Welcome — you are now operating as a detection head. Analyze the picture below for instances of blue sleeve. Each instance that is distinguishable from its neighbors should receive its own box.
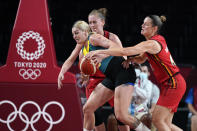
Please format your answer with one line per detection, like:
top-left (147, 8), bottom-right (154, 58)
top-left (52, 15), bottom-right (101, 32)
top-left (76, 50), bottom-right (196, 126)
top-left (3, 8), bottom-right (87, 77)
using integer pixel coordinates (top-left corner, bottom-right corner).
top-left (185, 88), bottom-right (194, 104)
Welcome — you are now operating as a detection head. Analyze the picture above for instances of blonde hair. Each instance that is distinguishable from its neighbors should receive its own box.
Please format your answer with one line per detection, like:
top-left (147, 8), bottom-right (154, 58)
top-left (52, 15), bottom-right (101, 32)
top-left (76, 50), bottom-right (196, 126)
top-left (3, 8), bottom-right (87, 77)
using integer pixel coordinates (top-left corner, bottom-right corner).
top-left (89, 8), bottom-right (107, 21)
top-left (72, 20), bottom-right (91, 33)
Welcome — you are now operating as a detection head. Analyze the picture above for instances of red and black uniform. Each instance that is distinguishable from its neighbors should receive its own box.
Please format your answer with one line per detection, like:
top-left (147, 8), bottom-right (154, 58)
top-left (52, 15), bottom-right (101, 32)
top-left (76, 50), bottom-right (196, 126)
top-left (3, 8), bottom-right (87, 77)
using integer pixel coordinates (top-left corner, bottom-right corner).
top-left (85, 30), bottom-right (114, 107)
top-left (146, 34), bottom-right (186, 112)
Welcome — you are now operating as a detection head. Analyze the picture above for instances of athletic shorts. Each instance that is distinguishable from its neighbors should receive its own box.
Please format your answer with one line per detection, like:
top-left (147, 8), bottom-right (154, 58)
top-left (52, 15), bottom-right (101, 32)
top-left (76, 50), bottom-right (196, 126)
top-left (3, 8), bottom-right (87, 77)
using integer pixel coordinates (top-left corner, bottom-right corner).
top-left (157, 73), bottom-right (186, 112)
top-left (102, 56), bottom-right (136, 90)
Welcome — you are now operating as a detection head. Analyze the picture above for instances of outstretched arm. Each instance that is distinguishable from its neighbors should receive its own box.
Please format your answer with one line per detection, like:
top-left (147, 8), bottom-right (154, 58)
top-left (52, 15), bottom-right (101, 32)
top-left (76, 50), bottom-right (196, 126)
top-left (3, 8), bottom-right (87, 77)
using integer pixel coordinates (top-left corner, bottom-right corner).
top-left (85, 33), bottom-right (123, 61)
top-left (128, 53), bottom-right (147, 64)
top-left (58, 44), bottom-right (83, 89)
top-left (92, 40), bottom-right (161, 57)
top-left (89, 33), bottom-right (121, 49)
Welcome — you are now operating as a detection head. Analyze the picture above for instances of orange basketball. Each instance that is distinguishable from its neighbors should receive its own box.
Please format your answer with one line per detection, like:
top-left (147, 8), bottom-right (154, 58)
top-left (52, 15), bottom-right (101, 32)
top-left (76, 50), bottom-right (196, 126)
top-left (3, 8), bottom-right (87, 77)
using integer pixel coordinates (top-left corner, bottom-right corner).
top-left (79, 57), bottom-right (97, 75)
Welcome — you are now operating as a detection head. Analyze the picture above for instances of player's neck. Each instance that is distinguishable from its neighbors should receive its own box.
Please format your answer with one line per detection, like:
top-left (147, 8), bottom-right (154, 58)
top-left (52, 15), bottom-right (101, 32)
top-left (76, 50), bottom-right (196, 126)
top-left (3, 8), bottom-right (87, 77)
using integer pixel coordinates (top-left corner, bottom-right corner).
top-left (97, 30), bottom-right (104, 36)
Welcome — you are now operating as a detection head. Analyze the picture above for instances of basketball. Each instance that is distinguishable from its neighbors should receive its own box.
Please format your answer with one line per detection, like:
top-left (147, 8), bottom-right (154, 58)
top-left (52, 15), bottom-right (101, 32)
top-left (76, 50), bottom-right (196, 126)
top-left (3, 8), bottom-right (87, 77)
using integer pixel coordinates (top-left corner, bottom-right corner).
top-left (79, 57), bottom-right (97, 75)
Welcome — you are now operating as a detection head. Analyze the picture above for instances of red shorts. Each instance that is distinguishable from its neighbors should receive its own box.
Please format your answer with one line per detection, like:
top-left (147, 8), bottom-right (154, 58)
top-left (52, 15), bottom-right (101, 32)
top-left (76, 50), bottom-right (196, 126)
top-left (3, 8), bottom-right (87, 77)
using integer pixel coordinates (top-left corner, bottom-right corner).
top-left (157, 73), bottom-right (186, 112)
top-left (86, 77), bottom-right (114, 107)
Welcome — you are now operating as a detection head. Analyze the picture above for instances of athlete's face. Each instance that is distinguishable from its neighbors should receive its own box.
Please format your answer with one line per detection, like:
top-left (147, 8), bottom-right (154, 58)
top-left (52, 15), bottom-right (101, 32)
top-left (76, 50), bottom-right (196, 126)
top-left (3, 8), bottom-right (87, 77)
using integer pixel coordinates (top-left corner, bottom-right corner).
top-left (72, 27), bottom-right (88, 44)
top-left (88, 15), bottom-right (104, 34)
top-left (141, 17), bottom-right (157, 38)
top-left (141, 66), bottom-right (150, 77)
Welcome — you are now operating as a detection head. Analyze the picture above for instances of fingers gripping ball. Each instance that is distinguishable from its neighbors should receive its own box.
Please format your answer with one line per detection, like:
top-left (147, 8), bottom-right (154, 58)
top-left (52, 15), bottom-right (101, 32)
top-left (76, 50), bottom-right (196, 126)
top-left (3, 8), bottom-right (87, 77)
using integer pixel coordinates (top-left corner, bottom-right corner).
top-left (79, 57), bottom-right (98, 75)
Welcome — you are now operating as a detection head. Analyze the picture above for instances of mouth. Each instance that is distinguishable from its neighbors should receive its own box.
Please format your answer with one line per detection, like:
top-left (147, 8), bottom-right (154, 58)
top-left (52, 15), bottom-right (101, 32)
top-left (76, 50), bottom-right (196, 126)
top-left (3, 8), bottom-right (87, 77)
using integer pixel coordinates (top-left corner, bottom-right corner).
top-left (92, 28), bottom-right (97, 32)
top-left (75, 38), bottom-right (79, 42)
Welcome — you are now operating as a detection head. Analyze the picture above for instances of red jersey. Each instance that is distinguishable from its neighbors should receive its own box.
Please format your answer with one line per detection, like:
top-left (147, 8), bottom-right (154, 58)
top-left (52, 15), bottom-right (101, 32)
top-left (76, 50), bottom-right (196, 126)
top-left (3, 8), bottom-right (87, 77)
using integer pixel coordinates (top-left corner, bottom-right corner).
top-left (146, 35), bottom-right (179, 87)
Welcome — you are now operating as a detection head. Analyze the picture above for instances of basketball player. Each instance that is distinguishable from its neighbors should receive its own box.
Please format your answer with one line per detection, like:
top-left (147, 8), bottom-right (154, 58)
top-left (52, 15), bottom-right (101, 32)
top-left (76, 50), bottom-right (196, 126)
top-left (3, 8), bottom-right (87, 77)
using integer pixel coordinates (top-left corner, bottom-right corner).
top-left (79, 8), bottom-right (129, 131)
top-left (58, 20), bottom-right (149, 131)
top-left (87, 15), bottom-right (186, 131)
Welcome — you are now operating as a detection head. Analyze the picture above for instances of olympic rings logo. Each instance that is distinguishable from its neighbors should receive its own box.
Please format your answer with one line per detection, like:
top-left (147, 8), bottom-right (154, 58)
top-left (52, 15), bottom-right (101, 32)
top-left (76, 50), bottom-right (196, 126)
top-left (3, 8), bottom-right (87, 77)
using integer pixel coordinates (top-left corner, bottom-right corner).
top-left (19, 68), bottom-right (41, 80)
top-left (0, 100), bottom-right (65, 131)
top-left (16, 31), bottom-right (46, 60)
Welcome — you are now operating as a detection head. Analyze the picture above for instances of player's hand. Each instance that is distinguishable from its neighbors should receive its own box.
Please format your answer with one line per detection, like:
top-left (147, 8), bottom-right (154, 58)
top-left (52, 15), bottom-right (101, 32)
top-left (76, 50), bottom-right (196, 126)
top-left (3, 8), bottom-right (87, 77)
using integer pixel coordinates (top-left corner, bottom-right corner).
top-left (122, 59), bottom-right (131, 69)
top-left (58, 72), bottom-right (64, 90)
top-left (80, 73), bottom-right (89, 87)
top-left (92, 55), bottom-right (103, 68)
top-left (85, 50), bottom-right (99, 60)
top-left (81, 72), bottom-right (89, 81)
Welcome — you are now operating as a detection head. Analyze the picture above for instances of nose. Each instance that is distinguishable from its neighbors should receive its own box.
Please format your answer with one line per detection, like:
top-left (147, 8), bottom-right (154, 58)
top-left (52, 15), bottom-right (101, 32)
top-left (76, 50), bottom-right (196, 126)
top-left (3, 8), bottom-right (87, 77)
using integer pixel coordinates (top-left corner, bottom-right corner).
top-left (73, 34), bottom-right (76, 39)
top-left (89, 22), bottom-right (93, 27)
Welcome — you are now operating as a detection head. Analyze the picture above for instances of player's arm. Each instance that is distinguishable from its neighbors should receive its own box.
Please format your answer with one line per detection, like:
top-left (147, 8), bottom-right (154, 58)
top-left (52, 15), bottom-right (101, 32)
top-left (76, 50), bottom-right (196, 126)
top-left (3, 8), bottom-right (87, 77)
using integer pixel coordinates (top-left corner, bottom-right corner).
top-left (109, 33), bottom-right (127, 59)
top-left (60, 44), bottom-right (83, 74)
top-left (86, 33), bottom-right (120, 62)
top-left (109, 33), bottom-right (122, 48)
top-left (128, 53), bottom-right (147, 64)
top-left (58, 44), bottom-right (83, 89)
top-left (89, 33), bottom-right (120, 49)
top-left (94, 40), bottom-right (161, 57)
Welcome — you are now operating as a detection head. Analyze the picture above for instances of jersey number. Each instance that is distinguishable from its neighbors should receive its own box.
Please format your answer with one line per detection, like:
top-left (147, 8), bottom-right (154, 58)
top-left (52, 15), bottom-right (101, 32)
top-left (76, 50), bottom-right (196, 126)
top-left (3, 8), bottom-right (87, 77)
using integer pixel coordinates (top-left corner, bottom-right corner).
top-left (170, 55), bottom-right (176, 66)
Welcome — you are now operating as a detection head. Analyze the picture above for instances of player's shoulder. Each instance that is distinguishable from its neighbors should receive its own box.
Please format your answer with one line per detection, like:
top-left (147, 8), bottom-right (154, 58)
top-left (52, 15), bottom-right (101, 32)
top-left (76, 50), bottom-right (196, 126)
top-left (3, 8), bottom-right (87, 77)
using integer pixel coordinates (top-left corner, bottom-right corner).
top-left (89, 33), bottom-right (103, 42)
top-left (108, 32), bottom-right (121, 44)
top-left (109, 32), bottom-right (118, 39)
top-left (89, 32), bottom-right (103, 39)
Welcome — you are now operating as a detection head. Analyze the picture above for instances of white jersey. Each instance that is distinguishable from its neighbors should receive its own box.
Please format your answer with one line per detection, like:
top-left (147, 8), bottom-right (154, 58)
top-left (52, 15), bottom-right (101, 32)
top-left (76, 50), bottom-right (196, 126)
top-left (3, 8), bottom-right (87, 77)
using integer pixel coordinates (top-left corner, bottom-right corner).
top-left (148, 83), bottom-right (160, 107)
top-left (131, 76), bottom-right (160, 111)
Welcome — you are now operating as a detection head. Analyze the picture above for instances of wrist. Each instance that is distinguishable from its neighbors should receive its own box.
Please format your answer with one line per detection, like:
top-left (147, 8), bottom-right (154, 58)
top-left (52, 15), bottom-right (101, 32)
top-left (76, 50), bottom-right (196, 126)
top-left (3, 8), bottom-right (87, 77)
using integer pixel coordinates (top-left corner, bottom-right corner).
top-left (60, 70), bottom-right (65, 75)
top-left (96, 50), bottom-right (102, 54)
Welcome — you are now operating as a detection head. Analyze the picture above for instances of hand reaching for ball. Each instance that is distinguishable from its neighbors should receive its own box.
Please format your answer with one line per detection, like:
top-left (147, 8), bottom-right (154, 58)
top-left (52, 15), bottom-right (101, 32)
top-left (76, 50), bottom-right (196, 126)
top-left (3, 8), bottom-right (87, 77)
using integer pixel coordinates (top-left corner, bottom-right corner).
top-left (85, 50), bottom-right (99, 59)
top-left (85, 51), bottom-right (107, 66)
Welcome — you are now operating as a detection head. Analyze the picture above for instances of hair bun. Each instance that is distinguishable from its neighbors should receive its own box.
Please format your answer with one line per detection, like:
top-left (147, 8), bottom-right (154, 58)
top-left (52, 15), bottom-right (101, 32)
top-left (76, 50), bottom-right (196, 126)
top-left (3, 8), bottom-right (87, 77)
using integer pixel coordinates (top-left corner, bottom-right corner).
top-left (160, 15), bottom-right (166, 23)
top-left (98, 8), bottom-right (107, 17)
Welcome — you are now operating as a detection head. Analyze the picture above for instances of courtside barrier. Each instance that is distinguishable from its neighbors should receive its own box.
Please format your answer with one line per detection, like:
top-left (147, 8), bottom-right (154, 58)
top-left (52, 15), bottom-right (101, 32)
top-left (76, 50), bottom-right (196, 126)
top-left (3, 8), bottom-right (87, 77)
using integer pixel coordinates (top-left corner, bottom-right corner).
top-left (0, 0), bottom-right (83, 130)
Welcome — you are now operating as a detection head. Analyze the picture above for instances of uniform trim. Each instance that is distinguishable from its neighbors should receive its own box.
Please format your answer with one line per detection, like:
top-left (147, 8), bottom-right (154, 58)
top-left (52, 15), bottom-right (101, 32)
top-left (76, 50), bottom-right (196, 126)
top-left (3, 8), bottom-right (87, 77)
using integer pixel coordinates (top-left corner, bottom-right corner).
top-left (126, 82), bottom-right (135, 86)
top-left (153, 54), bottom-right (177, 89)
top-left (82, 41), bottom-right (90, 56)
top-left (148, 53), bottom-right (177, 89)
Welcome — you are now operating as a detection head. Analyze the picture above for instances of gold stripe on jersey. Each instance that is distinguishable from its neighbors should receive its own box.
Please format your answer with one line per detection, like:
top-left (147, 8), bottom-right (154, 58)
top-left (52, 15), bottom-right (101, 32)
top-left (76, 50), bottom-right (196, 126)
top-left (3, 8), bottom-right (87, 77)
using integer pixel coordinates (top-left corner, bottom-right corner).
top-left (152, 54), bottom-right (177, 89)
top-left (82, 41), bottom-right (90, 56)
